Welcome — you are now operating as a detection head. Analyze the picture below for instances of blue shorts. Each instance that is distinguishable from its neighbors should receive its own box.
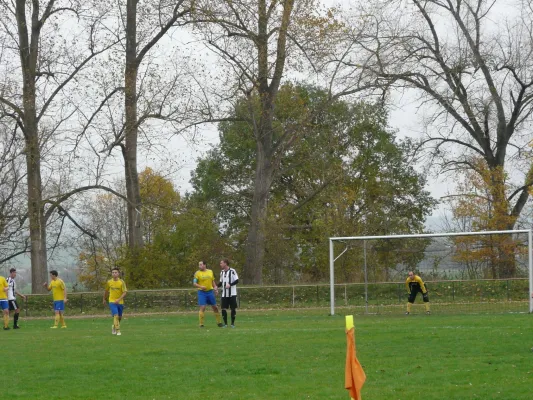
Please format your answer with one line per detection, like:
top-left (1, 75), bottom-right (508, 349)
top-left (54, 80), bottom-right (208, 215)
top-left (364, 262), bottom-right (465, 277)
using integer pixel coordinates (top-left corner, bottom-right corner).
top-left (109, 303), bottom-right (124, 317)
top-left (53, 301), bottom-right (65, 311)
top-left (198, 290), bottom-right (216, 306)
top-left (0, 300), bottom-right (8, 310)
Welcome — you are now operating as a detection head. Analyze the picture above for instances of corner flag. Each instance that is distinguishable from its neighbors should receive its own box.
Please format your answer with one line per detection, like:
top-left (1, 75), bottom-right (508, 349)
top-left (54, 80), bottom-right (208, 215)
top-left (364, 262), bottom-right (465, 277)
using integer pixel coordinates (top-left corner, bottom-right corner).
top-left (345, 315), bottom-right (366, 400)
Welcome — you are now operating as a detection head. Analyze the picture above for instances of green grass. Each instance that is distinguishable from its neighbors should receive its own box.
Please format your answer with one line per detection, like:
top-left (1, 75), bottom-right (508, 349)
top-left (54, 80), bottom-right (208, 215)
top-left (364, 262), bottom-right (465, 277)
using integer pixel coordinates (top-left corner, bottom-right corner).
top-left (4, 309), bottom-right (533, 399)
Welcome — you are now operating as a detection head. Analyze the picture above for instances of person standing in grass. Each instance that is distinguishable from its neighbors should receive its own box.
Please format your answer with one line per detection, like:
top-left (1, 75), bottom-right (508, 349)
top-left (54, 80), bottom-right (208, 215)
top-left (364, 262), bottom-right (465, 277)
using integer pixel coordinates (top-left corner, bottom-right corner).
top-left (1, 275), bottom-right (10, 330)
top-left (405, 271), bottom-right (430, 315)
top-left (42, 270), bottom-right (68, 328)
top-left (7, 268), bottom-right (26, 329)
top-left (218, 259), bottom-right (239, 328)
top-left (103, 268), bottom-right (127, 336)
top-left (193, 261), bottom-right (223, 328)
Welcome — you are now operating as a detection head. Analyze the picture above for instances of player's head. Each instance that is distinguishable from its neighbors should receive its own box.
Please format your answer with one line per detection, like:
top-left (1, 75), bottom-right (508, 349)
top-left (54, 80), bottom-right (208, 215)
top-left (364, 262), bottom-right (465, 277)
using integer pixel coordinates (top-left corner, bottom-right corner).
top-left (220, 259), bottom-right (230, 270)
top-left (9, 268), bottom-right (16, 278)
top-left (198, 261), bottom-right (207, 271)
top-left (111, 268), bottom-right (120, 279)
top-left (50, 270), bottom-right (58, 280)
top-left (408, 271), bottom-right (415, 280)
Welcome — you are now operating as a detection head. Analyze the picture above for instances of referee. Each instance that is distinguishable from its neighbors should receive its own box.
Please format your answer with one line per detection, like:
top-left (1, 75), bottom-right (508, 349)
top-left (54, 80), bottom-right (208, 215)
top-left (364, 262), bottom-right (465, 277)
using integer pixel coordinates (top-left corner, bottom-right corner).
top-left (405, 271), bottom-right (430, 315)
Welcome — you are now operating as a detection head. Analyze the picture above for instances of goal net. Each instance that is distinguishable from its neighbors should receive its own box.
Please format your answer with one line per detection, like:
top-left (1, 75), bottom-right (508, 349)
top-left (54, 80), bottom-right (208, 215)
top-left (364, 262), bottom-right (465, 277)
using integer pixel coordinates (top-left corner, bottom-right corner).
top-left (328, 230), bottom-right (533, 315)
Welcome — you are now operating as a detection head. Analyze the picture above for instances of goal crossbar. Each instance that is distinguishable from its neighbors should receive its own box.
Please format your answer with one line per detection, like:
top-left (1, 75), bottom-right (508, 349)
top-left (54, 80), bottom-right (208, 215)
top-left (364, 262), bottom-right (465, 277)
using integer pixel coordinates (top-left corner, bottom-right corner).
top-left (329, 229), bottom-right (533, 315)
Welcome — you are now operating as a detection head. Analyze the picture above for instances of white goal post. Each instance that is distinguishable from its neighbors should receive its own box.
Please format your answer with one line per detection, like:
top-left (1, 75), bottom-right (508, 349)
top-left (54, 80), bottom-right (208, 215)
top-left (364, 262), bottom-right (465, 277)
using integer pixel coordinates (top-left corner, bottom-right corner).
top-left (329, 229), bottom-right (533, 315)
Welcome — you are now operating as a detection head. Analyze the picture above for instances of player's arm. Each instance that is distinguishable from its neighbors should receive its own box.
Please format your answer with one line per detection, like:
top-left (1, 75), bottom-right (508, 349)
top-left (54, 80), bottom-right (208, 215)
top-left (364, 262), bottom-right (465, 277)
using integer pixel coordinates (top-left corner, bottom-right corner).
top-left (114, 282), bottom-right (128, 304)
top-left (42, 282), bottom-right (52, 291)
top-left (193, 274), bottom-right (205, 290)
top-left (63, 282), bottom-right (68, 303)
top-left (15, 290), bottom-right (26, 300)
top-left (417, 277), bottom-right (427, 293)
top-left (213, 278), bottom-right (218, 294)
top-left (103, 289), bottom-right (109, 305)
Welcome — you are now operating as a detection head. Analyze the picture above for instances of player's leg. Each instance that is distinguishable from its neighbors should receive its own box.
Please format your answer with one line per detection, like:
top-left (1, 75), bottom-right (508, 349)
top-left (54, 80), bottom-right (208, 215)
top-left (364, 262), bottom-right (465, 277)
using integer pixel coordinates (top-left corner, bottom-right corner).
top-left (1, 301), bottom-right (9, 330)
top-left (230, 296), bottom-right (237, 327)
top-left (115, 305), bottom-right (124, 335)
top-left (198, 290), bottom-right (207, 327)
top-left (109, 303), bottom-right (118, 334)
top-left (13, 302), bottom-right (20, 328)
top-left (221, 297), bottom-right (229, 326)
top-left (423, 291), bottom-right (430, 314)
top-left (206, 290), bottom-right (223, 326)
top-left (406, 291), bottom-right (416, 314)
top-left (57, 301), bottom-right (66, 328)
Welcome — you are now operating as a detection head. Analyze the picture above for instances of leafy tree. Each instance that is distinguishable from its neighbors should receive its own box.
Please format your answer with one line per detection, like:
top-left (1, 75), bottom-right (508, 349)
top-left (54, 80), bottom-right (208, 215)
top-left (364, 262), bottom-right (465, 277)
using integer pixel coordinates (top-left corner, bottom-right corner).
top-left (191, 85), bottom-right (436, 283)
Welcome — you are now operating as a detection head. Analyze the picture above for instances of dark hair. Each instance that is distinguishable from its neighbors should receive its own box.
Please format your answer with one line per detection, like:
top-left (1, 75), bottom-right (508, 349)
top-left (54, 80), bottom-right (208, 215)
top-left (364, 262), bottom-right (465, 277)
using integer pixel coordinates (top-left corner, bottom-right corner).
top-left (50, 270), bottom-right (58, 277)
top-left (111, 267), bottom-right (120, 273)
top-left (199, 260), bottom-right (206, 266)
top-left (222, 259), bottom-right (230, 266)
top-left (9, 268), bottom-right (16, 273)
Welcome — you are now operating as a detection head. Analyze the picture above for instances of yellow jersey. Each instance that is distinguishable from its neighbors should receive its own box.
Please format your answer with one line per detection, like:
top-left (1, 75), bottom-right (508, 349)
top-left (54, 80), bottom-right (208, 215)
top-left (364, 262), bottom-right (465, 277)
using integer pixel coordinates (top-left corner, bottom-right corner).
top-left (105, 279), bottom-right (127, 304)
top-left (406, 275), bottom-right (427, 294)
top-left (194, 269), bottom-right (215, 291)
top-left (0, 276), bottom-right (8, 300)
top-left (48, 278), bottom-right (66, 301)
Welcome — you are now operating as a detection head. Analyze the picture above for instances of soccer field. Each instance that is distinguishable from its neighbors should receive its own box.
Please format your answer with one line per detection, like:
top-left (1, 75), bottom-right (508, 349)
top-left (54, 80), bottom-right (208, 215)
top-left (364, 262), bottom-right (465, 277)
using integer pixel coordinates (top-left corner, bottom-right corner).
top-left (5, 310), bottom-right (532, 399)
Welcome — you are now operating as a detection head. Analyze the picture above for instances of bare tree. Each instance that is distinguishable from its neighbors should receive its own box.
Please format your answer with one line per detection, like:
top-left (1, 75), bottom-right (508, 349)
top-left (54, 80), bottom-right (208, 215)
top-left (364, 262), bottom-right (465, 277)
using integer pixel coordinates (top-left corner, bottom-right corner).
top-left (0, 0), bottom-right (121, 292)
top-left (0, 118), bottom-right (28, 264)
top-left (340, 0), bottom-right (533, 235)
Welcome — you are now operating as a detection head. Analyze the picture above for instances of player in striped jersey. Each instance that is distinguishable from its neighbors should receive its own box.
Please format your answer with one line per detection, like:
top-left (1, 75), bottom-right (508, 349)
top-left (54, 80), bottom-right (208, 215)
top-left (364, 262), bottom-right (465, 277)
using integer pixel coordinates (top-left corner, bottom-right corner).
top-left (218, 259), bottom-right (239, 328)
top-left (42, 270), bottom-right (68, 328)
top-left (103, 268), bottom-right (127, 336)
top-left (7, 268), bottom-right (26, 329)
top-left (1, 275), bottom-right (9, 330)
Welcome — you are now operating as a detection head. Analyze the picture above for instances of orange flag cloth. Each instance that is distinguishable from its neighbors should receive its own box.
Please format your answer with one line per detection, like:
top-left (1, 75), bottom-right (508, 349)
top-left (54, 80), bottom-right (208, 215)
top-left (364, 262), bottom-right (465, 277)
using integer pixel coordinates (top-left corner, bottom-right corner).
top-left (345, 327), bottom-right (366, 400)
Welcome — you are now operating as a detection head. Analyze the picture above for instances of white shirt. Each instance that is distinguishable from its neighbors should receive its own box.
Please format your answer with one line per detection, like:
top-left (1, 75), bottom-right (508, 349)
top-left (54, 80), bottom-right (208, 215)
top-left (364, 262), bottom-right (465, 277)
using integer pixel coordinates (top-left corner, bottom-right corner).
top-left (7, 277), bottom-right (16, 301)
top-left (219, 268), bottom-right (238, 297)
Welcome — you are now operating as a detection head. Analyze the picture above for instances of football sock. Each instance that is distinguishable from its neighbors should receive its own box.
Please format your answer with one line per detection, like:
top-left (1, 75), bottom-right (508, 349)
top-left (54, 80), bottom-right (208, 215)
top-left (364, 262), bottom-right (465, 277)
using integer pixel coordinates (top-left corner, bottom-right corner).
top-left (54, 315), bottom-right (60, 326)
top-left (425, 303), bottom-right (430, 312)
top-left (199, 311), bottom-right (205, 326)
top-left (14, 312), bottom-right (19, 326)
top-left (59, 314), bottom-right (66, 327)
top-left (231, 309), bottom-right (236, 325)
top-left (114, 315), bottom-right (120, 331)
top-left (215, 311), bottom-right (222, 324)
top-left (407, 303), bottom-right (412, 313)
top-left (3, 314), bottom-right (8, 328)
top-left (222, 309), bottom-right (228, 325)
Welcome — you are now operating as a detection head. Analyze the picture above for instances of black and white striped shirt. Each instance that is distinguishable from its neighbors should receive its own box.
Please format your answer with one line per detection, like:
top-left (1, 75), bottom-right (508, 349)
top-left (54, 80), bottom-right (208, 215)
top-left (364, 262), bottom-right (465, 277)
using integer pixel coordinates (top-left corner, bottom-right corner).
top-left (219, 268), bottom-right (238, 298)
top-left (7, 277), bottom-right (16, 301)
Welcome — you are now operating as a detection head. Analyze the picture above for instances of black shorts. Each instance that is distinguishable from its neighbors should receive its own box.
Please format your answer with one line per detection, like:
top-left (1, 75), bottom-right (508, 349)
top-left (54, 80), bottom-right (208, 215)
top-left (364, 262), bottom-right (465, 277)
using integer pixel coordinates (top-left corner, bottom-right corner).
top-left (221, 296), bottom-right (238, 309)
top-left (8, 300), bottom-right (19, 311)
top-left (408, 289), bottom-right (429, 303)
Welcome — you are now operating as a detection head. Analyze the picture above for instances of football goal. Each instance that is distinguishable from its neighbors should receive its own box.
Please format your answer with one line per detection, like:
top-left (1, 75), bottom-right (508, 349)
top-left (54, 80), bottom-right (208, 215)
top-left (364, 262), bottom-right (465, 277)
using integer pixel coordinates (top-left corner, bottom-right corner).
top-left (329, 230), bottom-right (533, 315)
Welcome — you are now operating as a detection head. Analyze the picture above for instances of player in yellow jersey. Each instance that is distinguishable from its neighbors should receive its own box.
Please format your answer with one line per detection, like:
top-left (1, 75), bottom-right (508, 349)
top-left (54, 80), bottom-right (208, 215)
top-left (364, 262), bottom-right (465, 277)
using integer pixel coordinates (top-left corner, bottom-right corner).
top-left (1, 275), bottom-right (10, 330)
top-left (405, 271), bottom-right (430, 315)
top-left (103, 268), bottom-right (127, 336)
top-left (42, 270), bottom-right (68, 328)
top-left (193, 261), bottom-right (223, 328)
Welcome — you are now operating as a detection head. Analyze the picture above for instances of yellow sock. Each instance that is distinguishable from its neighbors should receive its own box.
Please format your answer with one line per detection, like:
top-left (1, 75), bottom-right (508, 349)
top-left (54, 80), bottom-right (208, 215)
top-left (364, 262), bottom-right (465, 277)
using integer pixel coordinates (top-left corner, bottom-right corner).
top-left (215, 312), bottom-right (221, 324)
top-left (3, 314), bottom-right (8, 328)
top-left (54, 315), bottom-right (60, 326)
top-left (425, 303), bottom-right (430, 312)
top-left (407, 303), bottom-right (412, 313)
top-left (59, 314), bottom-right (66, 327)
top-left (114, 315), bottom-right (120, 331)
top-left (199, 311), bottom-right (205, 325)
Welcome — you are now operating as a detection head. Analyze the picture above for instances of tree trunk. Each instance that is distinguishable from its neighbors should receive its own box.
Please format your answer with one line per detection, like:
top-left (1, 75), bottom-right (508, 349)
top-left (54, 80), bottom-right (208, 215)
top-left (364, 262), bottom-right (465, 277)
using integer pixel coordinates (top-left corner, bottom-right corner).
top-left (124, 0), bottom-right (144, 249)
top-left (244, 141), bottom-right (273, 284)
top-left (15, 0), bottom-right (49, 293)
top-left (25, 120), bottom-right (49, 294)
